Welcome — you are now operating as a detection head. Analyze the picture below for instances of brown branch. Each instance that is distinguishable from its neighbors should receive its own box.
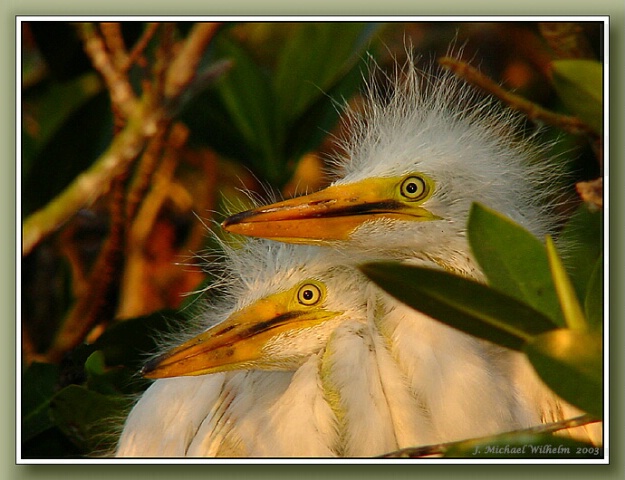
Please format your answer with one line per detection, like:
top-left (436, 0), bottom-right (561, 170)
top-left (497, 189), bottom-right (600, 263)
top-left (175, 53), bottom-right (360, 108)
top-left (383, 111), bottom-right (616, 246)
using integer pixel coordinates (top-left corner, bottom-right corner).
top-left (117, 124), bottom-right (189, 319)
top-left (77, 22), bottom-right (137, 118)
top-left (438, 56), bottom-right (597, 137)
top-left (128, 124), bottom-right (189, 248)
top-left (99, 22), bottom-right (129, 69)
top-left (164, 22), bottom-right (221, 100)
top-left (44, 173), bottom-right (128, 363)
top-left (151, 23), bottom-right (176, 108)
top-left (23, 23), bottom-right (220, 257)
top-left (380, 414), bottom-right (600, 458)
top-left (122, 22), bottom-right (160, 72)
top-left (124, 122), bottom-right (170, 225)
top-left (179, 148), bottom-right (219, 254)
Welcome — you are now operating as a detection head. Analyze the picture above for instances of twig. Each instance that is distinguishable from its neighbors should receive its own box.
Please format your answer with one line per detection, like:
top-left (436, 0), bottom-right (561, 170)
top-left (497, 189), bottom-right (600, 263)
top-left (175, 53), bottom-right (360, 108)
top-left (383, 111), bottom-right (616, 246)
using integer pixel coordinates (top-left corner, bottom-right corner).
top-left (438, 56), bottom-right (597, 137)
top-left (379, 414), bottom-right (600, 458)
top-left (77, 23), bottom-right (137, 118)
top-left (151, 23), bottom-right (176, 108)
top-left (44, 173), bottom-right (128, 363)
top-left (122, 23), bottom-right (160, 72)
top-left (117, 124), bottom-right (189, 318)
top-left (164, 22), bottom-right (221, 100)
top-left (124, 122), bottom-right (169, 225)
top-left (99, 22), bottom-right (129, 69)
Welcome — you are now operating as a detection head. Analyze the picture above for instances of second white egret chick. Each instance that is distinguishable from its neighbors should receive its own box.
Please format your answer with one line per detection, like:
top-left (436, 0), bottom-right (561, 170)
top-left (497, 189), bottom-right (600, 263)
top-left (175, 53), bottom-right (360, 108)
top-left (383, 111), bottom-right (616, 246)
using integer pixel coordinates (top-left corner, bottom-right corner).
top-left (116, 238), bottom-right (537, 457)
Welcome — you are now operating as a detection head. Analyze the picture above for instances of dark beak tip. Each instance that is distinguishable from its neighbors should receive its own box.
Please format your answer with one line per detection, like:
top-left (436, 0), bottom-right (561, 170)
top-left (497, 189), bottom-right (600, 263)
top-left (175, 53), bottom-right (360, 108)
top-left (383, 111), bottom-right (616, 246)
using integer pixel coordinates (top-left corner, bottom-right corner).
top-left (221, 209), bottom-right (259, 229)
top-left (140, 356), bottom-right (162, 378)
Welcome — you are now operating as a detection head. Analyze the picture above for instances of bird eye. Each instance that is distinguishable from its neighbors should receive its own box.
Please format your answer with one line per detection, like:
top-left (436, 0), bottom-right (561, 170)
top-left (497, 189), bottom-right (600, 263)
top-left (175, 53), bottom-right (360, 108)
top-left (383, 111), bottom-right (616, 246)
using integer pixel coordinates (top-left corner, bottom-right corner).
top-left (400, 175), bottom-right (427, 200)
top-left (297, 283), bottom-right (322, 306)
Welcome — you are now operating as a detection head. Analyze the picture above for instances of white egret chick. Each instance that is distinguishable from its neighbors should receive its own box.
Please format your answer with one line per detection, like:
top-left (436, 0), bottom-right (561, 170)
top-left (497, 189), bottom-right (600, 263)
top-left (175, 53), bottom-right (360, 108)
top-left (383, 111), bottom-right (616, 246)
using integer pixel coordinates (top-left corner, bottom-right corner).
top-left (221, 58), bottom-right (557, 278)
top-left (221, 58), bottom-right (601, 444)
top-left (116, 239), bottom-right (538, 457)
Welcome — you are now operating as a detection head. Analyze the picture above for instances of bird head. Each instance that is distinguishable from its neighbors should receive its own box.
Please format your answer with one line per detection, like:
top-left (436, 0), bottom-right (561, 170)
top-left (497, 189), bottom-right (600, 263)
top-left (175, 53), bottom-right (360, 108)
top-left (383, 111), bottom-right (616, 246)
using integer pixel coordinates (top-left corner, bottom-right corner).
top-left (221, 61), bottom-right (556, 268)
top-left (142, 241), bottom-right (368, 379)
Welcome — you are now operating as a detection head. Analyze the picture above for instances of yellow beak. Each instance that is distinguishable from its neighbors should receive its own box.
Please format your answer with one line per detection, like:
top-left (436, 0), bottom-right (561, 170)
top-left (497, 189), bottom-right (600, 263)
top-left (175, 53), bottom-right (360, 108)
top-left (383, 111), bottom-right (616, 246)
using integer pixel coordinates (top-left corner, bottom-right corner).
top-left (142, 289), bottom-right (339, 379)
top-left (221, 178), bottom-right (438, 244)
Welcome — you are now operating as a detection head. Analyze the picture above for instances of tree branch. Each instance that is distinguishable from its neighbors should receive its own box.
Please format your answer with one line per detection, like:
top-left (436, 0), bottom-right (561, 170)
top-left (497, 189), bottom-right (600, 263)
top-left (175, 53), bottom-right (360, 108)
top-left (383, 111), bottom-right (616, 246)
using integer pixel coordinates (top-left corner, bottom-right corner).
top-left (164, 22), bottom-right (221, 100)
top-left (438, 56), bottom-right (597, 137)
top-left (22, 116), bottom-right (150, 256)
top-left (379, 414), bottom-right (600, 458)
top-left (77, 22), bottom-right (137, 118)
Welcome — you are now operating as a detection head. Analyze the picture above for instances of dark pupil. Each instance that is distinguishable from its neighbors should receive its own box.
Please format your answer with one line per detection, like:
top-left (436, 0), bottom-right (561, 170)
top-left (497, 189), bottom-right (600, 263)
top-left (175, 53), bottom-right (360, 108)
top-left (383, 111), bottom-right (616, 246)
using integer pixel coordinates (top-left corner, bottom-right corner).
top-left (406, 182), bottom-right (418, 194)
top-left (302, 289), bottom-right (314, 301)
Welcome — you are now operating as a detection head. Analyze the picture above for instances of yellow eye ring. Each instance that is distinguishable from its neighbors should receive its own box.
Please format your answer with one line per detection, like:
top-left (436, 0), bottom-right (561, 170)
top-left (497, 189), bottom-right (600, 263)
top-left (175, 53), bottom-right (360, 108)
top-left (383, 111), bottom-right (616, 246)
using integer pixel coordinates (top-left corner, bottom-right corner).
top-left (400, 175), bottom-right (427, 200)
top-left (297, 283), bottom-right (323, 306)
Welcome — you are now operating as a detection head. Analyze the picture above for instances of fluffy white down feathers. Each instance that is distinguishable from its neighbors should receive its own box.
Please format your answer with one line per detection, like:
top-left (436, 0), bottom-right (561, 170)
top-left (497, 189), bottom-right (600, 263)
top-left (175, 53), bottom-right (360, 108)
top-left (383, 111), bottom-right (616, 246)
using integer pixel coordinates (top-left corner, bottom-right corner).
top-left (116, 242), bottom-right (542, 456)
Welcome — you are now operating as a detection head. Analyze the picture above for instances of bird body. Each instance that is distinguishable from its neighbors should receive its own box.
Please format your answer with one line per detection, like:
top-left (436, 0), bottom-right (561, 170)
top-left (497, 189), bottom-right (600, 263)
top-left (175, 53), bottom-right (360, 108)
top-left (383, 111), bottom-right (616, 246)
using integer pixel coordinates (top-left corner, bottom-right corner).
top-left (116, 242), bottom-right (540, 457)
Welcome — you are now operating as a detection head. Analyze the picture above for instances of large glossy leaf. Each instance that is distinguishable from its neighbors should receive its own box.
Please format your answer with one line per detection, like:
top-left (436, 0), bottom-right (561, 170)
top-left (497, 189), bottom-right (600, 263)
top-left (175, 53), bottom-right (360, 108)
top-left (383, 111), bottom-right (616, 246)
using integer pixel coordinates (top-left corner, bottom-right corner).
top-left (523, 328), bottom-right (603, 418)
top-left (551, 59), bottom-right (603, 134)
top-left (274, 23), bottom-right (380, 122)
top-left (360, 262), bottom-right (557, 351)
top-left (584, 255), bottom-right (603, 331)
top-left (181, 88), bottom-right (260, 171)
top-left (211, 36), bottom-right (281, 179)
top-left (445, 433), bottom-right (602, 458)
top-left (284, 53), bottom-right (367, 162)
top-left (468, 203), bottom-right (564, 327)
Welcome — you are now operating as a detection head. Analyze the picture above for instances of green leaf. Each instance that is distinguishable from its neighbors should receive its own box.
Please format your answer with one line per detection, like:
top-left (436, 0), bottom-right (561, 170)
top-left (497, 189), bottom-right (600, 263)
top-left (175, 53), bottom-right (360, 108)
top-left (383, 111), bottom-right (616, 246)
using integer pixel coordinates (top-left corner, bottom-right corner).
top-left (84, 350), bottom-right (134, 396)
top-left (22, 362), bottom-right (60, 442)
top-left (284, 53), bottom-right (367, 162)
top-left (551, 59), bottom-right (603, 134)
top-left (445, 433), bottom-right (601, 458)
top-left (546, 236), bottom-right (588, 331)
top-left (84, 350), bottom-right (107, 376)
top-left (181, 89), bottom-right (259, 170)
top-left (523, 328), bottom-right (603, 418)
top-left (274, 23), bottom-right (380, 122)
top-left (50, 385), bottom-right (133, 453)
top-left (360, 262), bottom-right (557, 351)
top-left (584, 255), bottom-right (604, 331)
top-left (468, 203), bottom-right (564, 327)
top-left (558, 204), bottom-right (603, 301)
top-left (211, 36), bottom-right (281, 181)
